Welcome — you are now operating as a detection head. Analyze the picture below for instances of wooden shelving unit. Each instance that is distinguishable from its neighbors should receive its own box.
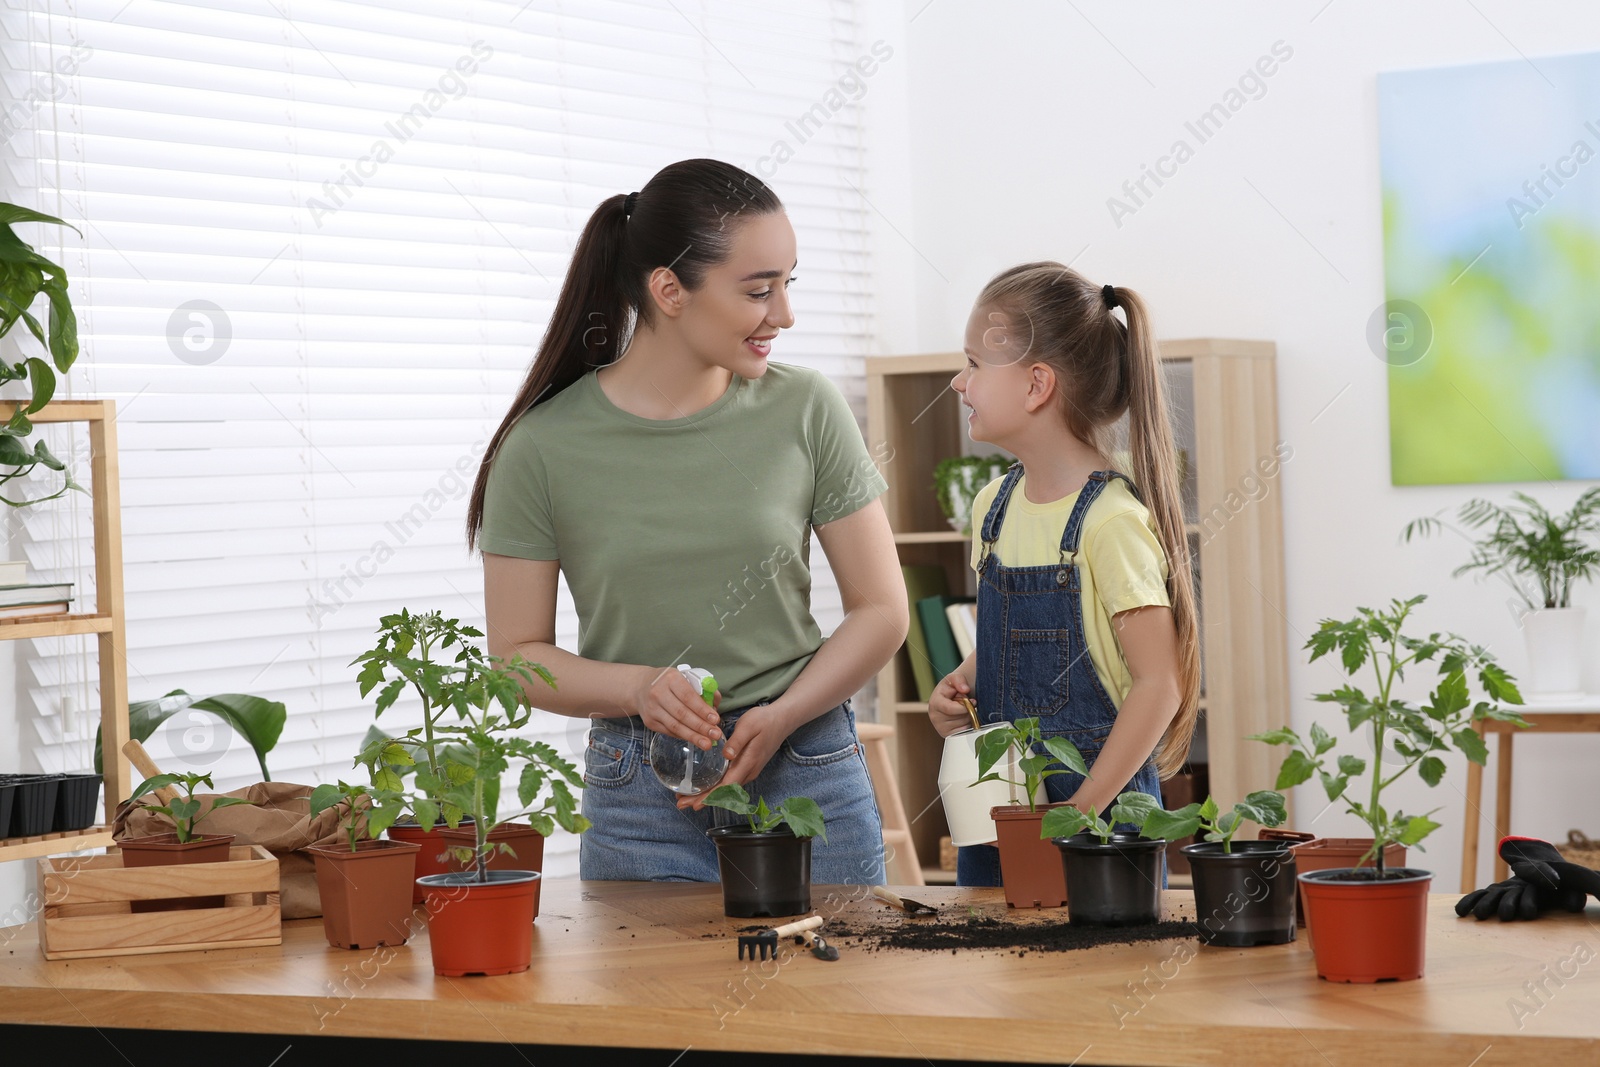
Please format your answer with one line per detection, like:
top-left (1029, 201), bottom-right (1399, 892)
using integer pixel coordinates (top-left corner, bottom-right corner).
top-left (866, 343), bottom-right (1290, 874)
top-left (0, 400), bottom-right (128, 861)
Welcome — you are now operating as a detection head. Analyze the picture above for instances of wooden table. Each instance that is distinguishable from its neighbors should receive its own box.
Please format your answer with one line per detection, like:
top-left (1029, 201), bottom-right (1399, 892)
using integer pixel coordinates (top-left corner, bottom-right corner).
top-left (1460, 696), bottom-right (1600, 891)
top-left (0, 880), bottom-right (1597, 1065)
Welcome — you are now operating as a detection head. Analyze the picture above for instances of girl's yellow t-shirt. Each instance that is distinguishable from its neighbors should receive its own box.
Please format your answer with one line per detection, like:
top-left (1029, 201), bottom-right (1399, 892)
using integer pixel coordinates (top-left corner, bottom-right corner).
top-left (967, 474), bottom-right (1171, 704)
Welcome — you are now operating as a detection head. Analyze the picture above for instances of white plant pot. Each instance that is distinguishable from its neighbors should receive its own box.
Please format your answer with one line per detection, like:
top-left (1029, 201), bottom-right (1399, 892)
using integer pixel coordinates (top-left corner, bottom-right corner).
top-left (937, 722), bottom-right (1041, 847)
top-left (1521, 606), bottom-right (1586, 698)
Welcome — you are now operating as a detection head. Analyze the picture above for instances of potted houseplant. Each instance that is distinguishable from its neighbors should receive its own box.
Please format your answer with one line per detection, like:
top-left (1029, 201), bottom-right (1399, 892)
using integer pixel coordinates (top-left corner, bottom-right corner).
top-left (117, 770), bottom-right (257, 911)
top-left (974, 716), bottom-right (1088, 908)
top-left (1140, 790), bottom-right (1296, 946)
top-left (402, 648), bottom-right (589, 976)
top-left (933, 454), bottom-right (1011, 535)
top-left (0, 203), bottom-right (84, 507)
top-left (355, 609), bottom-right (545, 901)
top-left (702, 783), bottom-right (825, 918)
top-left (1252, 595), bottom-right (1526, 981)
top-left (1405, 489), bottom-right (1600, 697)
top-left (1043, 792), bottom-right (1168, 926)
top-left (306, 780), bottom-right (419, 950)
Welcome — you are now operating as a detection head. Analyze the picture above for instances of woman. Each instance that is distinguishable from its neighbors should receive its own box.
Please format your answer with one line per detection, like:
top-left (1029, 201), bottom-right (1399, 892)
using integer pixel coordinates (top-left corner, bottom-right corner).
top-left (466, 159), bottom-right (907, 883)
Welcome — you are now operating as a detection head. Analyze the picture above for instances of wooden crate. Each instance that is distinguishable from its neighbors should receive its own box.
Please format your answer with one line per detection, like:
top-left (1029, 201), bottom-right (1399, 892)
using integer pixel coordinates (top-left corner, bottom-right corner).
top-left (35, 844), bottom-right (281, 960)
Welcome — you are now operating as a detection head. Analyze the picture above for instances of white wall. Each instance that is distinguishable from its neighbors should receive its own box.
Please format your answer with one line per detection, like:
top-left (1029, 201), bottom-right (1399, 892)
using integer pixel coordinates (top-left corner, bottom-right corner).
top-left (885, 0), bottom-right (1600, 887)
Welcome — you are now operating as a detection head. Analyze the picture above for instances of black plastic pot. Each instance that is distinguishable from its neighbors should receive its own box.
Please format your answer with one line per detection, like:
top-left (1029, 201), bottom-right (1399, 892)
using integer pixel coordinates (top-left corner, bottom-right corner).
top-left (1054, 831), bottom-right (1166, 926)
top-left (52, 773), bottom-right (101, 832)
top-left (1182, 840), bottom-right (1297, 947)
top-left (3, 774), bottom-right (61, 837)
top-left (707, 826), bottom-right (812, 918)
top-left (0, 779), bottom-right (15, 840)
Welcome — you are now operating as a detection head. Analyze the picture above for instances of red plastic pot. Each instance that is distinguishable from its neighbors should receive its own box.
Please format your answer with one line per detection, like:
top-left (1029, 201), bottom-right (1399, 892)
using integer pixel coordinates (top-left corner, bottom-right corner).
top-left (439, 822), bottom-right (545, 877)
top-left (1299, 867), bottom-right (1432, 982)
top-left (308, 838), bottom-right (422, 949)
top-left (387, 820), bottom-right (457, 904)
top-left (992, 803), bottom-right (1072, 909)
top-left (116, 832), bottom-right (236, 912)
top-left (419, 871), bottom-right (541, 977)
top-left (1260, 832), bottom-right (1408, 927)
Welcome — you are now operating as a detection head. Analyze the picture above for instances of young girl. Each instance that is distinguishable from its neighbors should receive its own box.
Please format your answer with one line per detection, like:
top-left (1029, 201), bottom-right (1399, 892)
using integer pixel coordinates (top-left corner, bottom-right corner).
top-left (467, 159), bottom-right (907, 885)
top-left (928, 263), bottom-right (1201, 887)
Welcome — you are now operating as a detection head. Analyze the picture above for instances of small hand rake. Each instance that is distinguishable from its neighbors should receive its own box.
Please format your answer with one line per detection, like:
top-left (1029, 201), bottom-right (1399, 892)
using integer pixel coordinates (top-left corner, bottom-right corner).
top-left (737, 914), bottom-right (823, 961)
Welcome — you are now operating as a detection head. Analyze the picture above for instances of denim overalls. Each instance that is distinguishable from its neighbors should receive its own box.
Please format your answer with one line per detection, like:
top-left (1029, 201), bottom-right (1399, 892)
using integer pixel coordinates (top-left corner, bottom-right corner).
top-left (957, 466), bottom-right (1165, 887)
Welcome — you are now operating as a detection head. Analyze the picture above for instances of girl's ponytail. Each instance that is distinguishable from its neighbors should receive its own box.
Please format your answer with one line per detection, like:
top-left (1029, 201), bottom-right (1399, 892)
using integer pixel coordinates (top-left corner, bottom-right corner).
top-left (1116, 288), bottom-right (1202, 778)
top-left (467, 160), bottom-right (782, 549)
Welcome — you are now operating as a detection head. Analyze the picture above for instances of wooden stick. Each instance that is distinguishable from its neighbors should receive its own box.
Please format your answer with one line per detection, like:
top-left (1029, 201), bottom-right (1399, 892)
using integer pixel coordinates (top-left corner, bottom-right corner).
top-left (121, 740), bottom-right (177, 805)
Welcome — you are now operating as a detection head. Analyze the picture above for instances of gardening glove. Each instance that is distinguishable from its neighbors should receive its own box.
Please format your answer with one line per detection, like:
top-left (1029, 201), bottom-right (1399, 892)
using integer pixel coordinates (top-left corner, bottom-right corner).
top-left (1502, 835), bottom-right (1600, 910)
top-left (1455, 875), bottom-right (1557, 921)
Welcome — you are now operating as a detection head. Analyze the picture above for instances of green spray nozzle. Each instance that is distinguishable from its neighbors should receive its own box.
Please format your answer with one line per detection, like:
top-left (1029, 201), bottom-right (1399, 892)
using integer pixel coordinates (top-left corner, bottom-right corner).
top-left (700, 675), bottom-right (719, 706)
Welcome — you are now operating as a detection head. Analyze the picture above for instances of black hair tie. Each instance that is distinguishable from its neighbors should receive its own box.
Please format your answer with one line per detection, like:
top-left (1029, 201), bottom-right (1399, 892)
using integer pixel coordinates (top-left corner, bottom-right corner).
top-left (623, 191), bottom-right (639, 218)
top-left (1101, 284), bottom-right (1118, 309)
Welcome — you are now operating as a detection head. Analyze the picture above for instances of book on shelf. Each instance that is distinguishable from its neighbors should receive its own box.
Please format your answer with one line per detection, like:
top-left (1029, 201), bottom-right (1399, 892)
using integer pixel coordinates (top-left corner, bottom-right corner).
top-left (0, 561), bottom-right (25, 585)
top-left (900, 565), bottom-right (949, 703)
top-left (0, 582), bottom-right (72, 608)
top-left (916, 594), bottom-right (975, 683)
top-left (946, 600), bottom-right (978, 659)
top-left (0, 601), bottom-right (70, 620)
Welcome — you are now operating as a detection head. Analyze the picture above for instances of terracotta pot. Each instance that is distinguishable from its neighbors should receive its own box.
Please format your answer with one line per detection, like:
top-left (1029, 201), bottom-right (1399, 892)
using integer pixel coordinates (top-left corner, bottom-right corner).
top-left (386, 819), bottom-right (462, 904)
top-left (419, 871), bottom-right (541, 977)
top-left (439, 821), bottom-right (545, 877)
top-left (116, 832), bottom-right (237, 912)
top-left (1261, 833), bottom-right (1407, 926)
top-left (1298, 867), bottom-right (1432, 982)
top-left (707, 826), bottom-right (811, 918)
top-left (308, 839), bottom-right (422, 949)
top-left (1054, 831), bottom-right (1165, 926)
top-left (992, 803), bottom-right (1073, 909)
top-left (1182, 840), bottom-right (1297, 946)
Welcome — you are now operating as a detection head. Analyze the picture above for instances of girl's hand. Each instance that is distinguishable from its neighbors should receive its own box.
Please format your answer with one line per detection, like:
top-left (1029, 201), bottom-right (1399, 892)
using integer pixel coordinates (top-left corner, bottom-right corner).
top-left (630, 665), bottom-right (722, 749)
top-left (677, 705), bottom-right (787, 810)
top-left (929, 670), bottom-right (976, 737)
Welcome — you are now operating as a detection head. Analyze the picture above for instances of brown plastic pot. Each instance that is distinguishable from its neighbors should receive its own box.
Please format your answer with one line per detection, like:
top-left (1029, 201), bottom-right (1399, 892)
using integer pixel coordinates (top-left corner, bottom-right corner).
top-left (439, 821), bottom-right (545, 877)
top-left (1260, 832), bottom-right (1407, 927)
top-left (419, 871), bottom-right (541, 977)
top-left (386, 819), bottom-right (461, 904)
top-left (307, 838), bottom-right (422, 949)
top-left (1298, 867), bottom-right (1432, 982)
top-left (116, 832), bottom-right (236, 912)
top-left (992, 803), bottom-right (1072, 908)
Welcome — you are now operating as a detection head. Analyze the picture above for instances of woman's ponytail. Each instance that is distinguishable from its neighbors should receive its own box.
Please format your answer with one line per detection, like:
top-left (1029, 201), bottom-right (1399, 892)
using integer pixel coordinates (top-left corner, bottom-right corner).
top-left (1117, 288), bottom-right (1202, 778)
top-left (467, 160), bottom-right (783, 549)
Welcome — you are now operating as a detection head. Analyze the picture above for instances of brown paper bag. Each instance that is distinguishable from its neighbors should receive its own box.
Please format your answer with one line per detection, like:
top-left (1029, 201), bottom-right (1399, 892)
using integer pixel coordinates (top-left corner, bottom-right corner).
top-left (113, 781), bottom-right (366, 919)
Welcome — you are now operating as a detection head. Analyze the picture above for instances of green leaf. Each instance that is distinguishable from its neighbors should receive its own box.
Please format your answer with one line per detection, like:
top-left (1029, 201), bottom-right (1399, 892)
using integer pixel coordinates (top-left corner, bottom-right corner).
top-left (0, 204), bottom-right (80, 232)
top-left (1337, 754), bottom-right (1366, 777)
top-left (1040, 735), bottom-right (1089, 777)
top-left (1197, 795), bottom-right (1219, 821)
top-left (703, 783), bottom-right (755, 817)
top-left (308, 783), bottom-right (344, 816)
top-left (1234, 790), bottom-right (1287, 828)
top-left (1139, 805), bottom-right (1201, 842)
top-left (1108, 790), bottom-right (1162, 829)
top-left (1309, 721), bottom-right (1336, 755)
top-left (22, 357), bottom-right (53, 413)
top-left (1397, 814), bottom-right (1441, 846)
top-left (1247, 728), bottom-right (1299, 747)
top-left (96, 689), bottom-right (284, 781)
top-left (777, 796), bottom-right (825, 841)
top-left (1040, 805), bottom-right (1097, 840)
top-left (374, 676), bottom-right (406, 716)
top-left (1275, 749), bottom-right (1317, 790)
top-left (1418, 755), bottom-right (1446, 787)
top-left (1318, 770), bottom-right (1348, 802)
top-left (1452, 727), bottom-right (1490, 766)
top-left (974, 727), bottom-right (1015, 777)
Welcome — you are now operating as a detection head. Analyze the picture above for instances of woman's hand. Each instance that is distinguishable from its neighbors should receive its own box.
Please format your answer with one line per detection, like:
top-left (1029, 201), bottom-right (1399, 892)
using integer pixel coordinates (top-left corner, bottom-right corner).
top-left (630, 665), bottom-right (723, 748)
top-left (929, 668), bottom-right (976, 737)
top-left (677, 704), bottom-right (789, 810)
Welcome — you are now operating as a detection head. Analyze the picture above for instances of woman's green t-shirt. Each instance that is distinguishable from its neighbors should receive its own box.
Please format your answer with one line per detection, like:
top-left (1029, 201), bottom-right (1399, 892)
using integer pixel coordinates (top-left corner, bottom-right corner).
top-left (479, 362), bottom-right (888, 709)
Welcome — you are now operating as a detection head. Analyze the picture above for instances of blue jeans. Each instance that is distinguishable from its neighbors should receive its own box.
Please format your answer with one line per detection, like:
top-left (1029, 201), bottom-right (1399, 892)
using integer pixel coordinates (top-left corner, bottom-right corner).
top-left (579, 699), bottom-right (886, 884)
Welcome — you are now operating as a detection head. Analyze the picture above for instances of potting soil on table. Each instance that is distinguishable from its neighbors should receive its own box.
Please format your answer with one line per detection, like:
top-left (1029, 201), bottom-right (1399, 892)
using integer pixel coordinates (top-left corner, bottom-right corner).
top-left (722, 915), bottom-right (1198, 956)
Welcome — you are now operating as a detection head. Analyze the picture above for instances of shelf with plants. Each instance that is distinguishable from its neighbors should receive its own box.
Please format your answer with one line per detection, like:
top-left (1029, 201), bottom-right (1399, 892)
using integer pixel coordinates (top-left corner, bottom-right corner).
top-left (0, 205), bottom-right (128, 862)
top-left (864, 340), bottom-right (1289, 874)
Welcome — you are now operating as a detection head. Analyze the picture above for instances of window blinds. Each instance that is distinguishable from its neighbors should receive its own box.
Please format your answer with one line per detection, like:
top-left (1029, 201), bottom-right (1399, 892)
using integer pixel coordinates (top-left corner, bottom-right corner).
top-left (3, 0), bottom-right (873, 875)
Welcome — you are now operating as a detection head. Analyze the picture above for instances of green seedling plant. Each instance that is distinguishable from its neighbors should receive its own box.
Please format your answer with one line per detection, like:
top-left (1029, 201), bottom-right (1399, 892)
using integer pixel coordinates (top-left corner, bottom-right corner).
top-left (308, 780), bottom-right (408, 853)
top-left (1134, 791), bottom-right (1288, 852)
top-left (703, 782), bottom-right (826, 842)
top-left (353, 609), bottom-right (542, 828)
top-left (974, 716), bottom-right (1089, 814)
top-left (365, 647), bottom-right (588, 882)
top-left (1039, 790), bottom-right (1160, 843)
top-left (124, 771), bottom-right (256, 843)
top-left (1250, 596), bottom-right (1526, 875)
